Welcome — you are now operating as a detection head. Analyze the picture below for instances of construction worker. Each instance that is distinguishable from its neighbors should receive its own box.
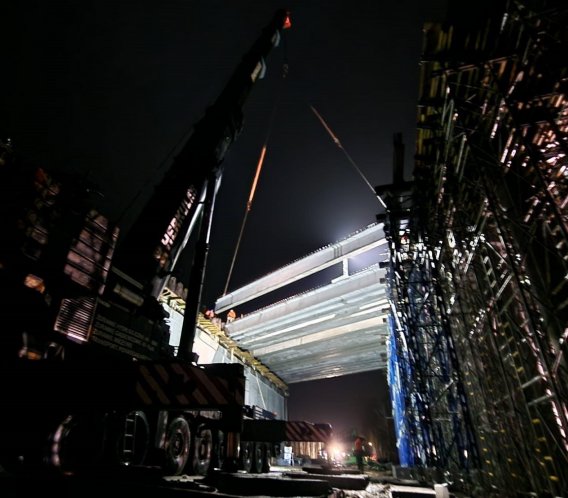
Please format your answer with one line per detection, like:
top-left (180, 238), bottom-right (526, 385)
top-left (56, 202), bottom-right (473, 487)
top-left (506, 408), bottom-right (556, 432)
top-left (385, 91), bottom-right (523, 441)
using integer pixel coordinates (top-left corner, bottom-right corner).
top-left (226, 309), bottom-right (237, 323)
top-left (354, 435), bottom-right (366, 472)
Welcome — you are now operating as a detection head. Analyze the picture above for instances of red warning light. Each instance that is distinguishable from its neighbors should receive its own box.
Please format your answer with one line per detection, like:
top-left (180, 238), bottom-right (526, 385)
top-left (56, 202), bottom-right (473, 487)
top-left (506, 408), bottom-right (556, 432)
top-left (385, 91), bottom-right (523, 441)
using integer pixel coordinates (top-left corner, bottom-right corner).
top-left (283, 13), bottom-right (292, 29)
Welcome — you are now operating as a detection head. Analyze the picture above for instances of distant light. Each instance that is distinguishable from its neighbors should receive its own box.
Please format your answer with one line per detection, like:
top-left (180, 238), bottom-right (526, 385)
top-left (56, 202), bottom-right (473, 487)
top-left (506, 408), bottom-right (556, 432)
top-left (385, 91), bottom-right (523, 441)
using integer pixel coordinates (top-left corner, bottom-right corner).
top-left (328, 442), bottom-right (344, 461)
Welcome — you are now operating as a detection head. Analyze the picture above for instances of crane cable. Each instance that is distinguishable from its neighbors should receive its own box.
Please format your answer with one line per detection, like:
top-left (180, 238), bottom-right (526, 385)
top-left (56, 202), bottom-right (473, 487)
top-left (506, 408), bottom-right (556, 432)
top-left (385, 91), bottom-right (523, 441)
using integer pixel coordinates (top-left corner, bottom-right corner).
top-left (309, 104), bottom-right (387, 209)
top-left (222, 54), bottom-right (289, 297)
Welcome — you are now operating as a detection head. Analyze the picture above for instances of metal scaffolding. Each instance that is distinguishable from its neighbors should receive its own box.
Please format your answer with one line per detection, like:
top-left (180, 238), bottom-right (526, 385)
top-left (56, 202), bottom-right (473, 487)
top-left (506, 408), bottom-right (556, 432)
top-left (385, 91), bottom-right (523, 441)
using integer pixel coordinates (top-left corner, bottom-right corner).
top-left (383, 0), bottom-right (568, 495)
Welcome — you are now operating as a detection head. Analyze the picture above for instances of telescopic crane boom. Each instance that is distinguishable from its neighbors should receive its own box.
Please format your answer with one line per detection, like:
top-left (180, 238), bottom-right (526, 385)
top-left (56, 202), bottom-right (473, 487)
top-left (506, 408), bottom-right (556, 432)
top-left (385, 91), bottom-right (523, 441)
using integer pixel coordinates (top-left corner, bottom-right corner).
top-left (114, 9), bottom-right (291, 360)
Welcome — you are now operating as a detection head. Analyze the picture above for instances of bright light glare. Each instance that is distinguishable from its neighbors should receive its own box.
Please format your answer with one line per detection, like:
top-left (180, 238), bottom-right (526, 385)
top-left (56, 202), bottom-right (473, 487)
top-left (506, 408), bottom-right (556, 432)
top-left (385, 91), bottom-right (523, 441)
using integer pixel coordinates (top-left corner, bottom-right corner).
top-left (328, 443), bottom-right (344, 461)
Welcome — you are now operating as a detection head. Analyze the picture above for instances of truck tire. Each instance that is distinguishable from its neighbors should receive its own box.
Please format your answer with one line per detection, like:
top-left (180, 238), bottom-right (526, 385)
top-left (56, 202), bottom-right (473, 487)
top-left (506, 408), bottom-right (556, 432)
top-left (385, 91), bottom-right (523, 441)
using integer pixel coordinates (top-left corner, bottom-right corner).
top-left (46, 412), bottom-right (107, 472)
top-left (163, 416), bottom-right (191, 476)
top-left (0, 409), bottom-right (65, 474)
top-left (250, 442), bottom-right (264, 474)
top-left (211, 429), bottom-right (224, 471)
top-left (261, 443), bottom-right (271, 473)
top-left (239, 440), bottom-right (253, 473)
top-left (194, 425), bottom-right (212, 475)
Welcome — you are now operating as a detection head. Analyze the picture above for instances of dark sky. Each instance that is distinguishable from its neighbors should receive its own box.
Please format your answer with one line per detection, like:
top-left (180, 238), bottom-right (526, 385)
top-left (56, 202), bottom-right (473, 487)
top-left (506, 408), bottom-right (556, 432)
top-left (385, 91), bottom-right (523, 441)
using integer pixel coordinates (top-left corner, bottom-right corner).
top-left (2, 0), bottom-right (447, 444)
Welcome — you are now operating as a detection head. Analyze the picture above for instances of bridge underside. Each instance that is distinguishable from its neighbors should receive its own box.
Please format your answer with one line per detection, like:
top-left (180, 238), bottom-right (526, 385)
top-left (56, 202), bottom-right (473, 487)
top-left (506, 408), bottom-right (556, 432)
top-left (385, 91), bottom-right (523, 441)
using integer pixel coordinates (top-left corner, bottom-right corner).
top-left (215, 223), bottom-right (390, 384)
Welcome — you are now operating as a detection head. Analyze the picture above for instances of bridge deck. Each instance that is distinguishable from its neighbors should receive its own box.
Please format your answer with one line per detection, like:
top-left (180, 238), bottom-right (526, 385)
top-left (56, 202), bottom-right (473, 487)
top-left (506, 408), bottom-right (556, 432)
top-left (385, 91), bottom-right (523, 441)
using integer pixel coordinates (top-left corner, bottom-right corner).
top-left (215, 223), bottom-right (390, 383)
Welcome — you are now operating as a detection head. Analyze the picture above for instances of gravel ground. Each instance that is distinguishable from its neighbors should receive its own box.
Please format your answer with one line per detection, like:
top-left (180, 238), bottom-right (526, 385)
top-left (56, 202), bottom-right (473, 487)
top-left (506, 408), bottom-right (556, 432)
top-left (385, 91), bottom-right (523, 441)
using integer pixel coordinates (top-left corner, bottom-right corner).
top-left (272, 465), bottom-right (442, 498)
top-left (342, 471), bottom-right (439, 498)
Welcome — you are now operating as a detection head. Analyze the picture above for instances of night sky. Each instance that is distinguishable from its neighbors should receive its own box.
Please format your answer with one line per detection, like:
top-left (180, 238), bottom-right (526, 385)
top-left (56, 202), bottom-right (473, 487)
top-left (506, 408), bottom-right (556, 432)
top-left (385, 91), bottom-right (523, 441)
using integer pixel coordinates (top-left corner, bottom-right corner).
top-left (2, 0), bottom-right (447, 448)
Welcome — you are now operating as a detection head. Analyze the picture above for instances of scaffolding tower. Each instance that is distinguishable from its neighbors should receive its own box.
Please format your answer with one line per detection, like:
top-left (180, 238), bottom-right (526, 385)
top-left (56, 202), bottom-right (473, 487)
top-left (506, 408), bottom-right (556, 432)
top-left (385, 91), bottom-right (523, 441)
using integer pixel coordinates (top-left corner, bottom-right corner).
top-left (383, 0), bottom-right (568, 495)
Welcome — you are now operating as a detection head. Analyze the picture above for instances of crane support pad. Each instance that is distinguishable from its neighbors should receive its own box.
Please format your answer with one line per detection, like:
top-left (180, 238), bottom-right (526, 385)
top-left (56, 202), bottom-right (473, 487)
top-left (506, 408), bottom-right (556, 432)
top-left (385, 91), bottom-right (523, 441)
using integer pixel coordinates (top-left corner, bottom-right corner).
top-left (285, 472), bottom-right (370, 490)
top-left (1, 359), bottom-right (245, 411)
top-left (203, 472), bottom-right (332, 497)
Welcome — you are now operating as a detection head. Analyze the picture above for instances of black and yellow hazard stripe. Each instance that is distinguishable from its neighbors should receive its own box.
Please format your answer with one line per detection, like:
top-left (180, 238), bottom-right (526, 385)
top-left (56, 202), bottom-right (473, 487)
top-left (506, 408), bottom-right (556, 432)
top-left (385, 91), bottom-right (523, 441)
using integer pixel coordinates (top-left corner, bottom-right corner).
top-left (284, 421), bottom-right (333, 442)
top-left (135, 361), bottom-right (245, 408)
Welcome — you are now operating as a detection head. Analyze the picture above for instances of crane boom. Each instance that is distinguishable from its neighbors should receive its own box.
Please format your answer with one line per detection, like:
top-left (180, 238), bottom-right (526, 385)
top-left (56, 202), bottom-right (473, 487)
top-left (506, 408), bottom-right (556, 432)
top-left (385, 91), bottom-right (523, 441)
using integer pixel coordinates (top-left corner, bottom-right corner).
top-left (113, 9), bottom-right (291, 360)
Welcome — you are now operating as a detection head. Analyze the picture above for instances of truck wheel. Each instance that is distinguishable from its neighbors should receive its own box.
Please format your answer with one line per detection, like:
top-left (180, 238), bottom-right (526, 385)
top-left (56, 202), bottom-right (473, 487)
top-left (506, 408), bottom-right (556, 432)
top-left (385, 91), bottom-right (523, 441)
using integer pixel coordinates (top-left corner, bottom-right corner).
top-left (163, 417), bottom-right (191, 476)
top-left (195, 426), bottom-right (212, 475)
top-left (211, 429), bottom-right (224, 471)
top-left (239, 441), bottom-right (253, 473)
top-left (261, 443), bottom-right (271, 473)
top-left (0, 410), bottom-right (61, 474)
top-left (250, 442), bottom-right (265, 474)
top-left (46, 413), bottom-right (107, 472)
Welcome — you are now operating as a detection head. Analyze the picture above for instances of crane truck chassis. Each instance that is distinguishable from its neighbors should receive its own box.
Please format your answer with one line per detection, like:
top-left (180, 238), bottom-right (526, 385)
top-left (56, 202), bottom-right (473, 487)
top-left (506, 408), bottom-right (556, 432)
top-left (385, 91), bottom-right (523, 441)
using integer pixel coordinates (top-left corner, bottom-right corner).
top-left (0, 9), bottom-right (333, 478)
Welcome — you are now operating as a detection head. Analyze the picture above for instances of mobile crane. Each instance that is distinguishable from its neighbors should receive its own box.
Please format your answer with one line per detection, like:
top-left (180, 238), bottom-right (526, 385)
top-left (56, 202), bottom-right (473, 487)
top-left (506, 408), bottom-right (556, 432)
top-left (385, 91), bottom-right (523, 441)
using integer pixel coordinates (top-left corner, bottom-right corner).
top-left (0, 9), bottom-right (332, 479)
